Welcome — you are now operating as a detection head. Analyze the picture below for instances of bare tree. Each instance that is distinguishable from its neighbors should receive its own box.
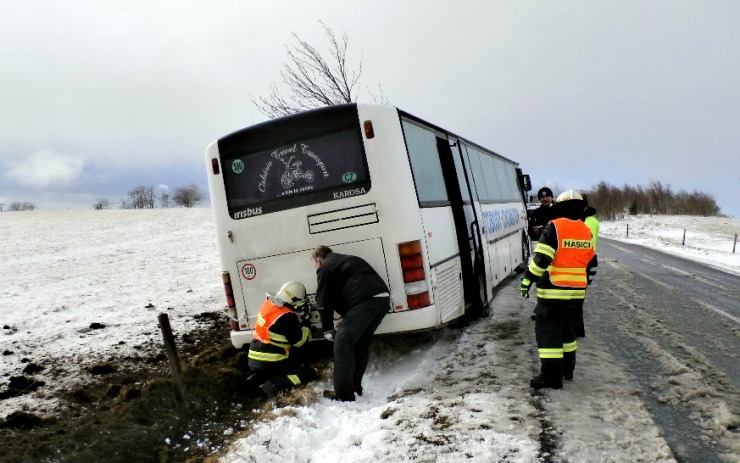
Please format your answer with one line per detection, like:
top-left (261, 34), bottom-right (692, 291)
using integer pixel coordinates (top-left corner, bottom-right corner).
top-left (253, 22), bottom-right (386, 118)
top-left (173, 183), bottom-right (204, 208)
top-left (0, 203), bottom-right (5, 212)
top-left (584, 181), bottom-right (721, 219)
top-left (93, 198), bottom-right (111, 210)
top-left (126, 185), bottom-right (155, 209)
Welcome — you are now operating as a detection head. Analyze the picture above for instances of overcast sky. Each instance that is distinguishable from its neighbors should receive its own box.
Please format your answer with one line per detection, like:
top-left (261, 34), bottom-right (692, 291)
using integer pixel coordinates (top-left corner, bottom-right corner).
top-left (1, 1), bottom-right (738, 216)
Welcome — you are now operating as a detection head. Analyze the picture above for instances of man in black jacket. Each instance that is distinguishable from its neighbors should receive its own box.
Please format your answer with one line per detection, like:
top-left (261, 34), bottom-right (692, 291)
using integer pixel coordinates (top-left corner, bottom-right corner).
top-left (312, 245), bottom-right (390, 402)
top-left (528, 187), bottom-right (555, 241)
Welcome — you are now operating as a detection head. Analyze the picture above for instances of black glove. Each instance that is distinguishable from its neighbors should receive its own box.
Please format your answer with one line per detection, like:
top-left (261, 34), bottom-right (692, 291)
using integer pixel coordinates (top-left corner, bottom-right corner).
top-left (294, 300), bottom-right (312, 320)
top-left (300, 318), bottom-right (312, 329)
top-left (520, 278), bottom-right (532, 298)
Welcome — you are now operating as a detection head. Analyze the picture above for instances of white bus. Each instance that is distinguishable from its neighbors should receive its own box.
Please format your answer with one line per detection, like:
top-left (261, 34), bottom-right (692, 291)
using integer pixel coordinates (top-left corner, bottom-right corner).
top-left (205, 103), bottom-right (532, 349)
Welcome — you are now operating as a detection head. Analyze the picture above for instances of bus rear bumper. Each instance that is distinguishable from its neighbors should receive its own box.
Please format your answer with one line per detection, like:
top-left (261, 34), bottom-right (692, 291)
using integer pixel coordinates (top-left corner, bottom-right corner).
top-left (230, 330), bottom-right (254, 350)
top-left (375, 305), bottom-right (439, 335)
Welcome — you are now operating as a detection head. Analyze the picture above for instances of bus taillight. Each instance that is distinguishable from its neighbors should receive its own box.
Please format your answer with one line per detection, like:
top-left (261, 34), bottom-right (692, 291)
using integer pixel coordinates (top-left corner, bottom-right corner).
top-left (364, 120), bottom-right (375, 139)
top-left (211, 158), bottom-right (220, 175)
top-left (407, 292), bottom-right (431, 309)
top-left (221, 271), bottom-right (239, 331)
top-left (398, 240), bottom-right (431, 309)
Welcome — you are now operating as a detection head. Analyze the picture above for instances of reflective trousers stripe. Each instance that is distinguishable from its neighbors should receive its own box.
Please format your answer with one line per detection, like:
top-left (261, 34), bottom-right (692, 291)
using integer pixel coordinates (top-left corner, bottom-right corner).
top-left (563, 341), bottom-right (577, 353)
top-left (287, 374), bottom-right (301, 386)
top-left (248, 350), bottom-right (289, 362)
top-left (539, 342), bottom-right (577, 359)
top-left (538, 348), bottom-right (563, 359)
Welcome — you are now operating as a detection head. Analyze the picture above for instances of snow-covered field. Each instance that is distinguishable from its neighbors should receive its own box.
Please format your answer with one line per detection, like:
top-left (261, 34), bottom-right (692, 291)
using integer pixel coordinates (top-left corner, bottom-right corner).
top-left (0, 208), bottom-right (223, 418)
top-left (1, 209), bottom-right (738, 461)
top-left (600, 214), bottom-right (740, 276)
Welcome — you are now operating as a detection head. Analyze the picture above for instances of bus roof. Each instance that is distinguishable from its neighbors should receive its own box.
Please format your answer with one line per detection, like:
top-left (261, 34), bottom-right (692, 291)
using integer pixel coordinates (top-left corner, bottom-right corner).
top-left (220, 103), bottom-right (519, 167)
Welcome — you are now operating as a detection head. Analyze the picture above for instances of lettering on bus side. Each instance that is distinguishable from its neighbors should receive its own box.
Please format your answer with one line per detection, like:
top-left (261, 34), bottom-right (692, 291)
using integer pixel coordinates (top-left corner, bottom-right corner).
top-left (233, 207), bottom-right (263, 219)
top-left (333, 187), bottom-right (367, 199)
top-left (481, 208), bottom-right (521, 234)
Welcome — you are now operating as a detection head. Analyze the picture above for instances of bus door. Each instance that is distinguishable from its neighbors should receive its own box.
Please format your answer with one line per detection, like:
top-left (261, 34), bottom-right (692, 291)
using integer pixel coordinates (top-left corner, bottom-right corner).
top-left (458, 142), bottom-right (496, 307)
top-left (435, 137), bottom-right (487, 316)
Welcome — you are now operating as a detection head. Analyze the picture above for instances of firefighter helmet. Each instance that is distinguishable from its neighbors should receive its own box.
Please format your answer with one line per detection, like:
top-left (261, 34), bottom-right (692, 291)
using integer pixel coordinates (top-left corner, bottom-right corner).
top-left (556, 189), bottom-right (583, 202)
top-left (274, 281), bottom-right (306, 308)
top-left (553, 189), bottom-right (586, 219)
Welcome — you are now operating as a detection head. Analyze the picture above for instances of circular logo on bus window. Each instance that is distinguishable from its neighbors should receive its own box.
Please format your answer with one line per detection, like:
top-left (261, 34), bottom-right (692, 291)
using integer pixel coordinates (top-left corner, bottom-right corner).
top-left (342, 171), bottom-right (357, 183)
top-left (232, 159), bottom-right (245, 174)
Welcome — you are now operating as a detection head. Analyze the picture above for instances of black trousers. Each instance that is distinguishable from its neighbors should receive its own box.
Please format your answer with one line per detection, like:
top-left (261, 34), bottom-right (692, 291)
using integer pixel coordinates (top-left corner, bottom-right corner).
top-left (333, 296), bottom-right (389, 400)
top-left (534, 299), bottom-right (579, 382)
top-left (574, 299), bottom-right (585, 338)
top-left (248, 356), bottom-right (316, 392)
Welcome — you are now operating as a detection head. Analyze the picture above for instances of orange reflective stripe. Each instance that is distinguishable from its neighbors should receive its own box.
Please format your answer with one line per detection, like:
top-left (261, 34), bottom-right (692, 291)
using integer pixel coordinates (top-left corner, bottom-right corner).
top-left (549, 266), bottom-right (589, 286)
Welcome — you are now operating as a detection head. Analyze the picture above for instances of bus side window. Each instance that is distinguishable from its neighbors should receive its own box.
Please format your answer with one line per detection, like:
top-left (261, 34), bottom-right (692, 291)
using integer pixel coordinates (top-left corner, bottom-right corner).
top-left (402, 121), bottom-right (449, 205)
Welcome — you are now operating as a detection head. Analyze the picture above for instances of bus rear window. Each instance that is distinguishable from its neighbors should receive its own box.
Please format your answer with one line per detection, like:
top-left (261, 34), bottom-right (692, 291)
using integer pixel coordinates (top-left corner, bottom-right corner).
top-left (218, 110), bottom-right (369, 219)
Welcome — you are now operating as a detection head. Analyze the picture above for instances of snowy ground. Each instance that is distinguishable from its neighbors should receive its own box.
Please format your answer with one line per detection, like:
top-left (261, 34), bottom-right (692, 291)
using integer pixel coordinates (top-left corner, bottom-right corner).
top-left (0, 208), bottom-right (223, 419)
top-left (599, 214), bottom-right (740, 277)
top-left (1, 210), bottom-right (738, 461)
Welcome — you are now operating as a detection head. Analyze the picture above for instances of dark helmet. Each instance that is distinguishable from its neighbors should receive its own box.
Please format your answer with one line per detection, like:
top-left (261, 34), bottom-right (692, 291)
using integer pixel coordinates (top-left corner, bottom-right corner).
top-left (537, 187), bottom-right (553, 199)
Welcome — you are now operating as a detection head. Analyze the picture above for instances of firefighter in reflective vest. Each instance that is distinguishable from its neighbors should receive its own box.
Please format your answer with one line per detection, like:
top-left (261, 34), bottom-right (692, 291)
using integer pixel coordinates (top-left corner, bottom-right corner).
top-left (575, 194), bottom-right (600, 338)
top-left (520, 189), bottom-right (596, 390)
top-left (247, 281), bottom-right (317, 398)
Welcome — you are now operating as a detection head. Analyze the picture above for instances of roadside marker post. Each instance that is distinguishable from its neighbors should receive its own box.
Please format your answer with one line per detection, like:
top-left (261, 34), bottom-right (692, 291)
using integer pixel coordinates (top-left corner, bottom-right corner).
top-left (159, 313), bottom-right (186, 403)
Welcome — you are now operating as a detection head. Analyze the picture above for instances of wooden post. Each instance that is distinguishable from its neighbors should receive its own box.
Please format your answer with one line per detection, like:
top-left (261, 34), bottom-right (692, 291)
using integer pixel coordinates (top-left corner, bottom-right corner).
top-left (734, 234), bottom-right (738, 254)
top-left (682, 229), bottom-right (686, 246)
top-left (626, 224), bottom-right (629, 237)
top-left (158, 313), bottom-right (186, 402)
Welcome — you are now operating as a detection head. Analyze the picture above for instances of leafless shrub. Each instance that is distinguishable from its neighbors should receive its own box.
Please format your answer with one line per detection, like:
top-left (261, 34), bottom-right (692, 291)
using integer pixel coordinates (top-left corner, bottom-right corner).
top-left (8, 201), bottom-right (36, 211)
top-left (92, 199), bottom-right (111, 210)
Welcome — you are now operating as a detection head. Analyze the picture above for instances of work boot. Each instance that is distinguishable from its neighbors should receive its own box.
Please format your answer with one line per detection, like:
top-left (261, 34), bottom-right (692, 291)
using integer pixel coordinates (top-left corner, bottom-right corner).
top-left (530, 374), bottom-right (562, 390)
top-left (564, 372), bottom-right (574, 381)
top-left (300, 366), bottom-right (319, 382)
top-left (354, 384), bottom-right (363, 397)
top-left (258, 381), bottom-right (279, 399)
top-left (323, 390), bottom-right (355, 402)
top-left (245, 374), bottom-right (261, 390)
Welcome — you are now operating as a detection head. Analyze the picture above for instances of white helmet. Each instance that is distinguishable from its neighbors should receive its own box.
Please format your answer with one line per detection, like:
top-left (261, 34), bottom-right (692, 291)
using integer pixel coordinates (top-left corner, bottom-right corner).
top-left (274, 281), bottom-right (306, 308)
top-left (556, 189), bottom-right (583, 203)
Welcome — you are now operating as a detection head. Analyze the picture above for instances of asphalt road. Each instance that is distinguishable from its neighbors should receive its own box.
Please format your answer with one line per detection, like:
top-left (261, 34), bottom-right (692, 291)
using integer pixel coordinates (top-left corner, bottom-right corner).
top-left (586, 238), bottom-right (740, 462)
